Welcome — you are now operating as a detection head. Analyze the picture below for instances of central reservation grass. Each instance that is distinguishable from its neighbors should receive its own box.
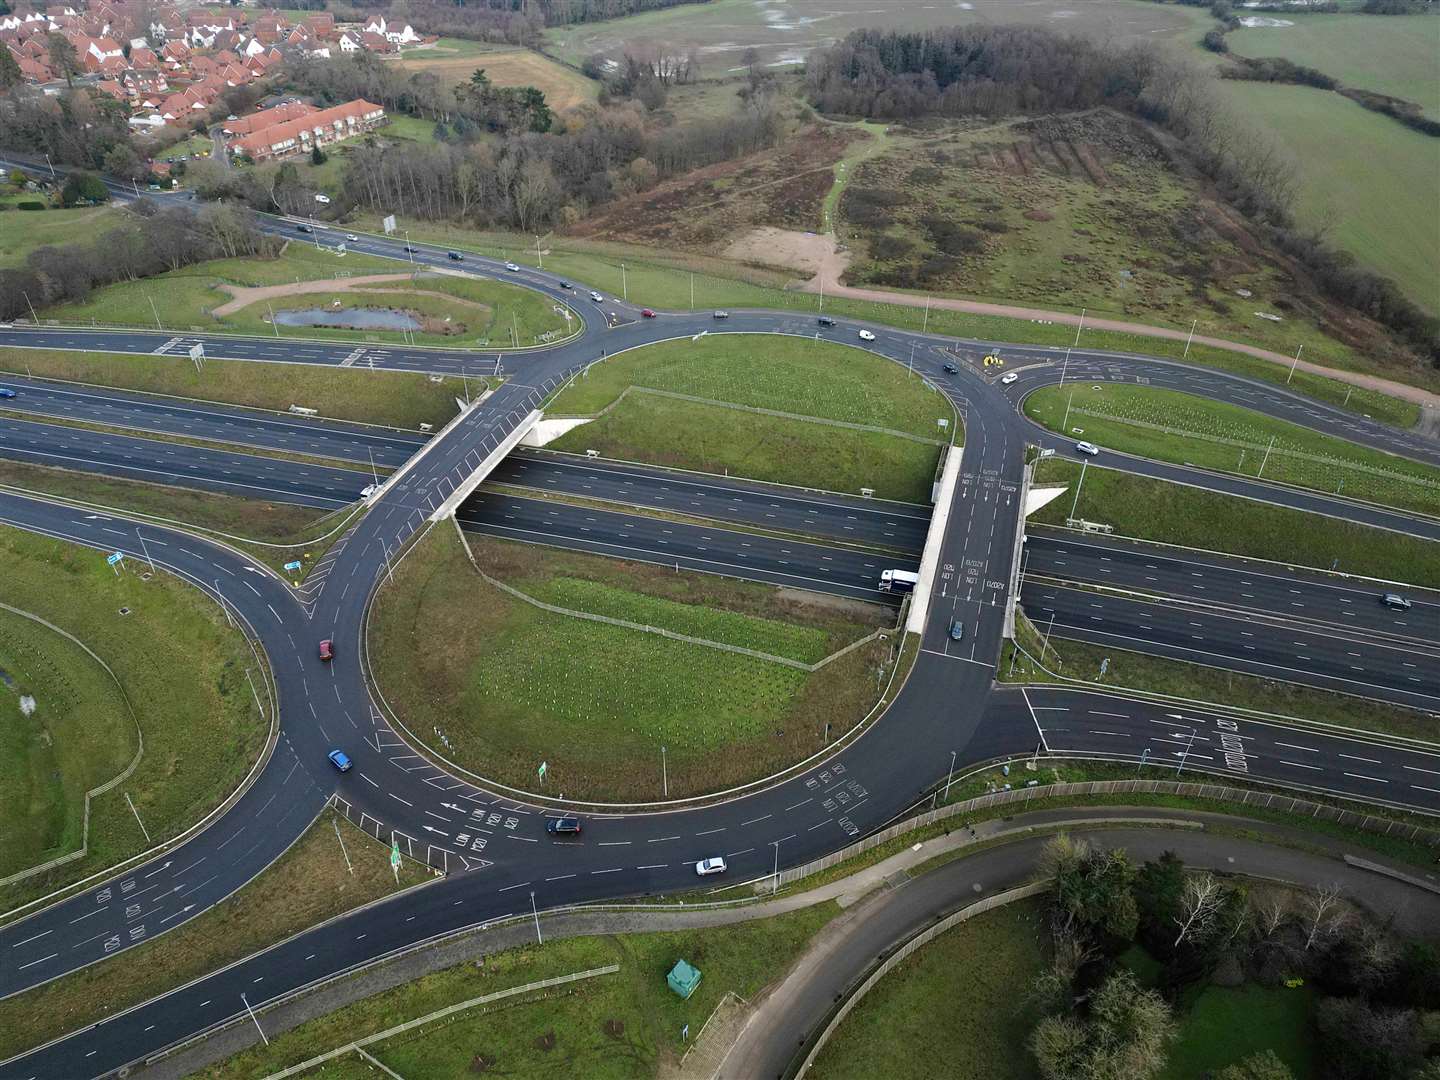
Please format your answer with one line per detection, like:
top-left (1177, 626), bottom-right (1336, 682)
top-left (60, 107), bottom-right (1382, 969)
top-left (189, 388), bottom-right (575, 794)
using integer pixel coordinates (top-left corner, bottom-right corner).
top-left (200, 901), bottom-right (840, 1080)
top-left (0, 810), bottom-right (430, 1063)
top-left (369, 527), bottom-right (895, 800)
top-left (0, 525), bottom-right (265, 915)
top-left (38, 244), bottom-right (572, 348)
top-left (0, 607), bottom-right (134, 879)
top-left (547, 335), bottom-right (952, 502)
top-left (1025, 384), bottom-right (1440, 517)
top-left (0, 347), bottom-right (462, 430)
top-left (809, 896), bottom-right (1049, 1080)
top-left (1029, 458), bottom-right (1440, 589)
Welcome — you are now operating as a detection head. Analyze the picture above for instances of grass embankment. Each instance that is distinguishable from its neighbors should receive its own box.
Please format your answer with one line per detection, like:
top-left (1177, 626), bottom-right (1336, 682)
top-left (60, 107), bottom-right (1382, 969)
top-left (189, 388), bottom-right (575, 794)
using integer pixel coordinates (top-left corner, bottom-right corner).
top-left (0, 347), bottom-right (462, 430)
top-left (0, 811), bottom-right (430, 1063)
top-left (200, 901), bottom-right (838, 1080)
top-left (1003, 622), bottom-right (1435, 744)
top-left (1026, 384), bottom-right (1440, 517)
top-left (0, 525), bottom-right (264, 915)
top-left (547, 335), bottom-right (952, 502)
top-left (1030, 457), bottom-right (1440, 589)
top-left (808, 897), bottom-right (1049, 1080)
top-left (0, 203), bottom-right (127, 268)
top-left (0, 608), bottom-right (133, 879)
top-left (370, 527), bottom-right (896, 801)
top-left (349, 213), bottom-right (1423, 421)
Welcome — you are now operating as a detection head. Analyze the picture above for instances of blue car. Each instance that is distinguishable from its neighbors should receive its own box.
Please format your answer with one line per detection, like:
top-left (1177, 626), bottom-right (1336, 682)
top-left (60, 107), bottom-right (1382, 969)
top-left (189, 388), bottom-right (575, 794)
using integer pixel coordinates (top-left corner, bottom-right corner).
top-left (327, 749), bottom-right (352, 772)
top-left (949, 619), bottom-right (965, 641)
top-left (0, 388), bottom-right (16, 399)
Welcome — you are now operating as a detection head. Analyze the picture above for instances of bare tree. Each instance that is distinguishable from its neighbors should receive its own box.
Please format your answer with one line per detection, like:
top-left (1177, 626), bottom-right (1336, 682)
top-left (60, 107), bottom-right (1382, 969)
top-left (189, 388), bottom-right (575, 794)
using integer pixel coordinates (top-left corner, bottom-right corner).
top-left (1303, 886), bottom-right (1346, 951)
top-left (1173, 873), bottom-right (1226, 948)
top-left (1254, 890), bottom-right (1291, 939)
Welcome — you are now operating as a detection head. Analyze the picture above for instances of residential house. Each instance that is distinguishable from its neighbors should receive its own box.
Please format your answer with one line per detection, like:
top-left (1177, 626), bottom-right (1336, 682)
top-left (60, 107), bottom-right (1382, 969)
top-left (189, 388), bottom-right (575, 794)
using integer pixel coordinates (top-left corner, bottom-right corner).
top-left (230, 98), bottom-right (385, 161)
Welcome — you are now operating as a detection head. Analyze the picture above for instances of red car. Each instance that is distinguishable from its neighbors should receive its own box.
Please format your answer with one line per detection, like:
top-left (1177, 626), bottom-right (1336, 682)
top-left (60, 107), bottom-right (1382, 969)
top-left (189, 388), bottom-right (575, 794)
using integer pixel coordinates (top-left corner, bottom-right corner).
top-left (641, 308), bottom-right (656, 318)
top-left (318, 639), bottom-right (334, 662)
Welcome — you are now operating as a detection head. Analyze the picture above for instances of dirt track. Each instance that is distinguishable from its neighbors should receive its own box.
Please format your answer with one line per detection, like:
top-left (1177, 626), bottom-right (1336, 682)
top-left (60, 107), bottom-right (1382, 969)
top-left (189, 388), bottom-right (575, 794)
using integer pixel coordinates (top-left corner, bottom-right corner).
top-left (211, 274), bottom-right (422, 316)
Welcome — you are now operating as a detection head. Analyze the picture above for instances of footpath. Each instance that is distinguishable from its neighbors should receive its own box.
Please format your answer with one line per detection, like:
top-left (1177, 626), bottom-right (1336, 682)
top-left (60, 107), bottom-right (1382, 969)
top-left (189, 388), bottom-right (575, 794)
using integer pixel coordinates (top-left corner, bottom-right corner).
top-left (133, 806), bottom-right (1438, 1079)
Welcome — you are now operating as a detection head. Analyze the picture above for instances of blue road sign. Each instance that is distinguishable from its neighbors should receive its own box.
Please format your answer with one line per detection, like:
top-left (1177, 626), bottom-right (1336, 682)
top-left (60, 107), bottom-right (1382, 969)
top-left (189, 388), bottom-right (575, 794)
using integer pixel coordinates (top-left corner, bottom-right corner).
top-left (106, 552), bottom-right (124, 566)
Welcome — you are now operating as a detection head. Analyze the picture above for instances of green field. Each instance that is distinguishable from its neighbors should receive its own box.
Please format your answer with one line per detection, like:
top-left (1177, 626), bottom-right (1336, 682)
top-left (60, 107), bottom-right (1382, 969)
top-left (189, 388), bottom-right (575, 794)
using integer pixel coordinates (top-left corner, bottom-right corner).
top-left (40, 244), bottom-right (573, 348)
top-left (1025, 384), bottom-right (1440, 516)
top-left (0, 608), bottom-right (134, 878)
top-left (0, 525), bottom-right (264, 914)
top-left (0, 348), bottom-right (462, 430)
top-left (1216, 81), bottom-right (1439, 313)
top-left (1029, 458), bottom-right (1440, 589)
top-left (547, 335), bottom-right (951, 501)
top-left (0, 811), bottom-right (428, 1062)
top-left (1227, 12), bottom-right (1440, 117)
top-left (369, 528), bottom-right (894, 800)
top-left (0, 204), bottom-right (126, 268)
top-left (349, 212), bottom-right (1425, 417)
top-left (201, 902), bottom-right (841, 1080)
top-left (1161, 983), bottom-right (1315, 1080)
top-left (809, 897), bottom-right (1049, 1080)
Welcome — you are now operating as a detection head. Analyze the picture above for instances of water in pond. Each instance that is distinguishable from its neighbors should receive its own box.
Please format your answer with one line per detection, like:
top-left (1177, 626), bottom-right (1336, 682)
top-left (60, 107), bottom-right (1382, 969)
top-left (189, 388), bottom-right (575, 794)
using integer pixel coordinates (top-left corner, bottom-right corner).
top-left (272, 307), bottom-right (421, 331)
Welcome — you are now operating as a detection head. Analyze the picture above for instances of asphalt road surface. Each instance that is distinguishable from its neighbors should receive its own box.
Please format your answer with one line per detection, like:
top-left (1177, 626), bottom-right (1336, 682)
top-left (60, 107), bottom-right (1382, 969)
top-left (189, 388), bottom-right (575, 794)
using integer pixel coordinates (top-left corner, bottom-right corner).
top-left (0, 171), bottom-right (1437, 1079)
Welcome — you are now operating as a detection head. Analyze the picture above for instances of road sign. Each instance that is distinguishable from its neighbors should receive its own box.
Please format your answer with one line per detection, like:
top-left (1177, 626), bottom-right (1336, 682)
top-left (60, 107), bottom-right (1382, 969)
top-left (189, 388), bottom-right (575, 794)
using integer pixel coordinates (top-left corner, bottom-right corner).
top-left (189, 342), bottom-right (204, 363)
top-left (390, 839), bottom-right (401, 870)
top-left (106, 551), bottom-right (124, 566)
top-left (283, 560), bottom-right (303, 572)
top-left (537, 761), bottom-right (548, 781)
top-left (382, 214), bottom-right (396, 235)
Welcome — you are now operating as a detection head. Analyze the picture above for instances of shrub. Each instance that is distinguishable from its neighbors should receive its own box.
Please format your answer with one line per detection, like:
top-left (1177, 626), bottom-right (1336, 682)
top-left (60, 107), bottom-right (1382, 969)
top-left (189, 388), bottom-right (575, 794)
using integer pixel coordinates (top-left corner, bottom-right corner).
top-left (16, 201), bottom-right (45, 211)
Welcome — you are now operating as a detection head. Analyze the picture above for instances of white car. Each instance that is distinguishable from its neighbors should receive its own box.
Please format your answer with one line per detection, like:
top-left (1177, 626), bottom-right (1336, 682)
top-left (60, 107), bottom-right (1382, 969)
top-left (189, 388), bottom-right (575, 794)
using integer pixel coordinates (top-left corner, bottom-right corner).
top-left (345, 233), bottom-right (358, 242)
top-left (1000, 372), bottom-right (1019, 385)
top-left (314, 193), bottom-right (331, 205)
top-left (590, 291), bottom-right (604, 302)
top-left (505, 262), bottom-right (521, 272)
top-left (1075, 441), bottom-right (1101, 457)
top-left (695, 856), bottom-right (727, 877)
top-left (857, 329), bottom-right (876, 342)
top-left (360, 483), bottom-right (379, 499)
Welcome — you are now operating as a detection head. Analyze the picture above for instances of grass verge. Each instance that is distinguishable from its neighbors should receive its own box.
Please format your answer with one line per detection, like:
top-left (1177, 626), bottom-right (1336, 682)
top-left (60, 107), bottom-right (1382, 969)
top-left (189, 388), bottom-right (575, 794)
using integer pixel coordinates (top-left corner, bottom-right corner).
top-left (547, 335), bottom-right (951, 501)
top-left (0, 524), bottom-right (264, 916)
top-left (0, 811), bottom-right (431, 1062)
top-left (369, 526), bottom-right (898, 801)
top-left (347, 214), bottom-right (1422, 424)
top-left (1030, 458), bottom-right (1440, 589)
top-left (0, 607), bottom-right (134, 879)
top-left (1025, 384), bottom-right (1440, 517)
top-left (1161, 982), bottom-right (1315, 1080)
top-left (0, 348), bottom-right (462, 431)
top-left (198, 902), bottom-right (839, 1080)
top-left (808, 896), bottom-right (1048, 1080)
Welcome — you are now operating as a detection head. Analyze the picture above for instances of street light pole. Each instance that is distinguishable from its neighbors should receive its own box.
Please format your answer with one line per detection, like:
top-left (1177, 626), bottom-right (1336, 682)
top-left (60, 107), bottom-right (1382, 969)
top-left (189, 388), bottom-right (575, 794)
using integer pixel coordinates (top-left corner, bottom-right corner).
top-left (1286, 344), bottom-right (1304, 385)
top-left (1183, 318), bottom-right (1197, 359)
top-left (1068, 457), bottom-right (1088, 521)
top-left (661, 744), bottom-right (667, 797)
top-left (942, 749), bottom-right (957, 802)
top-left (771, 839), bottom-right (781, 893)
top-left (529, 890), bottom-right (542, 944)
top-left (1175, 727), bottom-right (1199, 776)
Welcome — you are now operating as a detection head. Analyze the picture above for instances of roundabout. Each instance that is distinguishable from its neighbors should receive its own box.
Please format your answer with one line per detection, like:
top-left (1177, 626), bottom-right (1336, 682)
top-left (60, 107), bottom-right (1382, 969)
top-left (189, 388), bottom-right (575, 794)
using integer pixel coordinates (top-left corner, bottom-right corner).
top-left (0, 190), bottom-right (1436, 1078)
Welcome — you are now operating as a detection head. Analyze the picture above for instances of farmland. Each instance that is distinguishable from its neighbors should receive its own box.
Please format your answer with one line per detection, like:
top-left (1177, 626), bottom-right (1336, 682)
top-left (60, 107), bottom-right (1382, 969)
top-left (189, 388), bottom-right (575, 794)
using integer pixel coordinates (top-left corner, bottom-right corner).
top-left (1213, 82), bottom-right (1438, 314)
top-left (368, 527), bottom-right (896, 800)
top-left (546, 334), bottom-right (953, 502)
top-left (1024, 383), bottom-right (1440, 516)
top-left (545, 0), bottom-right (1212, 72)
top-left (393, 43), bottom-right (597, 112)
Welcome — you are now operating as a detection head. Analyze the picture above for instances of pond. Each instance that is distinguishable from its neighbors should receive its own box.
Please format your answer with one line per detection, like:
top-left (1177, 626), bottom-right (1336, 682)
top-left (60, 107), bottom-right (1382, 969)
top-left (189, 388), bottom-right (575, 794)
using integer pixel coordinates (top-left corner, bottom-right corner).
top-left (271, 307), bottom-right (421, 331)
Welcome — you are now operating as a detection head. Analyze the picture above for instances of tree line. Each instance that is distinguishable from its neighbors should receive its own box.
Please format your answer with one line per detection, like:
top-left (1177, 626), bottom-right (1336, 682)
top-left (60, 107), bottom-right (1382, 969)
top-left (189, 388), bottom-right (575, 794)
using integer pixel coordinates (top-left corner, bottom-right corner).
top-left (0, 202), bottom-right (275, 321)
top-left (1029, 835), bottom-right (1439, 1080)
top-left (804, 26), bottom-right (1438, 367)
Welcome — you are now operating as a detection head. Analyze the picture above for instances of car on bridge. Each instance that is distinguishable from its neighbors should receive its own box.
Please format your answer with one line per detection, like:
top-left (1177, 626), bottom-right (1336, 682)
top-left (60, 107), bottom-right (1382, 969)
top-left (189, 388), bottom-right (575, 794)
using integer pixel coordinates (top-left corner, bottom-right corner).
top-left (345, 233), bottom-right (358, 242)
top-left (361, 484), bottom-right (378, 500)
top-left (695, 856), bottom-right (727, 876)
top-left (546, 817), bottom-right (582, 835)
top-left (296, 224), bottom-right (313, 234)
top-left (404, 245), bottom-right (418, 254)
top-left (319, 639), bottom-right (334, 662)
top-left (857, 329), bottom-right (876, 342)
top-left (1075, 441), bottom-right (1101, 457)
top-left (327, 749), bottom-right (352, 772)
